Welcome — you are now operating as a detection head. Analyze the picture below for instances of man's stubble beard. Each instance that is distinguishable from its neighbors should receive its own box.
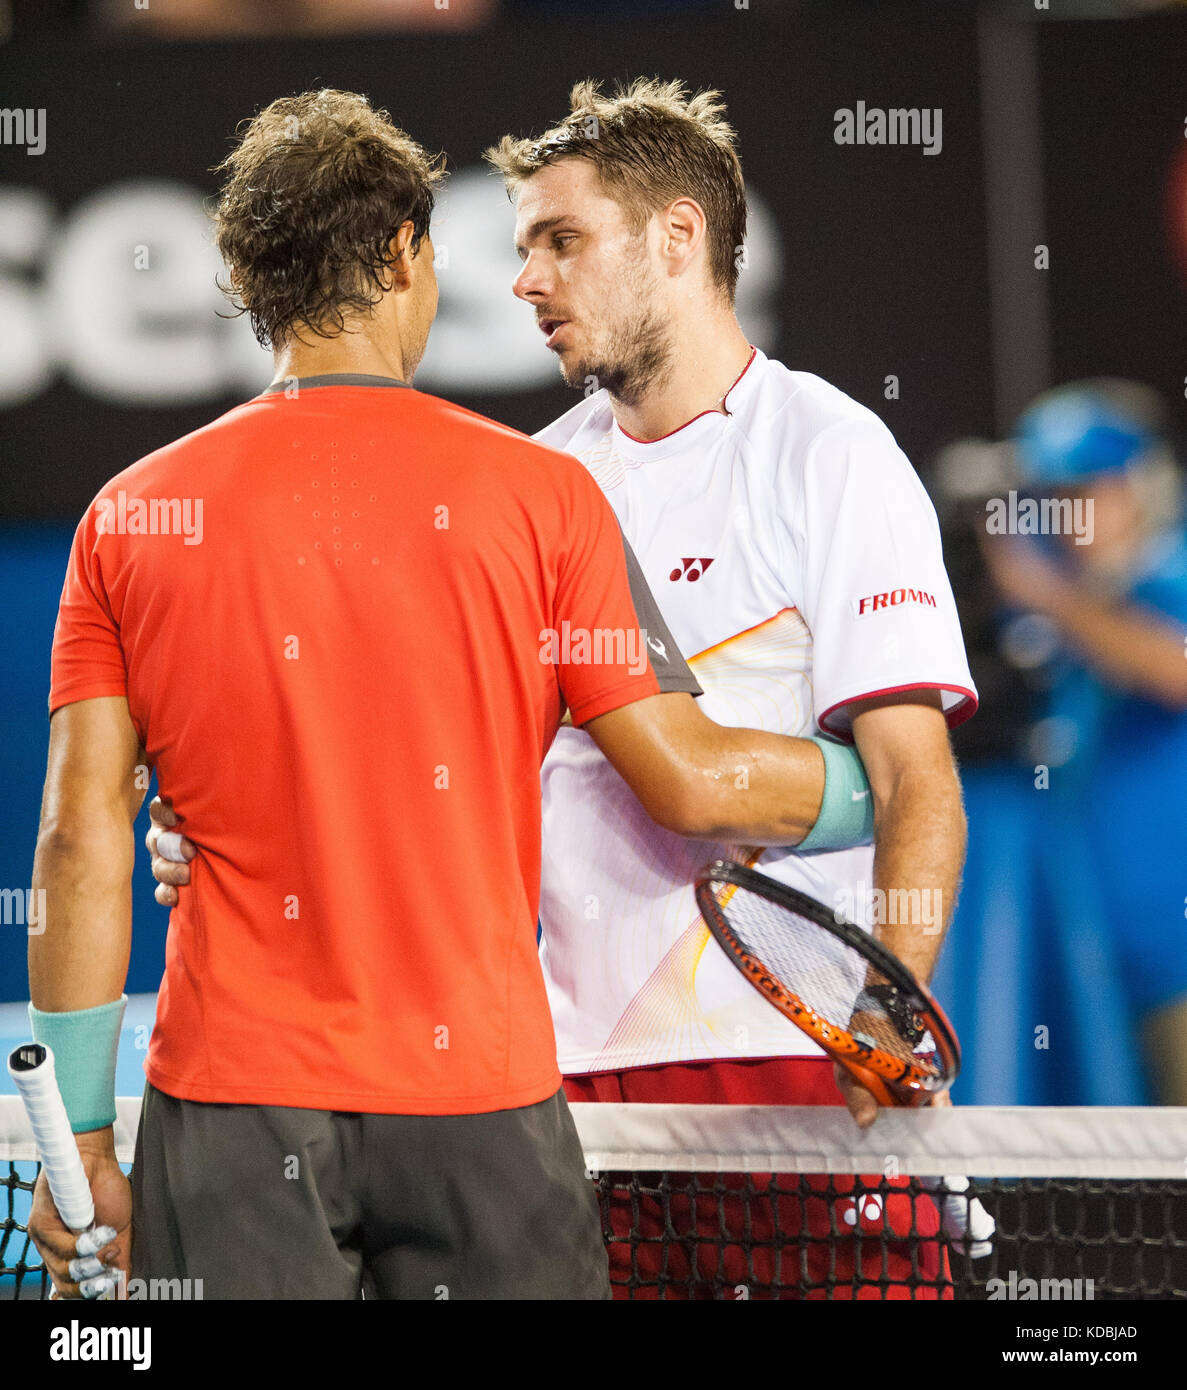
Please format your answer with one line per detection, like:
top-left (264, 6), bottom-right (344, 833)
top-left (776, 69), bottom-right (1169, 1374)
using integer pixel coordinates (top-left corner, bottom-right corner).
top-left (559, 261), bottom-right (675, 408)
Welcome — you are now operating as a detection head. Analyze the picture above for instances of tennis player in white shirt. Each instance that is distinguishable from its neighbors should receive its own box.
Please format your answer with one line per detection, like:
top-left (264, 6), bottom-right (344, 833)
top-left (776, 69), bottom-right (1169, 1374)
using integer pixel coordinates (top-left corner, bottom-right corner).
top-left (489, 79), bottom-right (977, 1299)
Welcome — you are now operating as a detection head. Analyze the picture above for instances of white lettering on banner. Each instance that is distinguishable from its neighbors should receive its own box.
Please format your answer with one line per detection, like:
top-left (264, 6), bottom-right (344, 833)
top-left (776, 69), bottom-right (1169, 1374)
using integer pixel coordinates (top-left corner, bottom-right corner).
top-left (0, 171), bottom-right (783, 408)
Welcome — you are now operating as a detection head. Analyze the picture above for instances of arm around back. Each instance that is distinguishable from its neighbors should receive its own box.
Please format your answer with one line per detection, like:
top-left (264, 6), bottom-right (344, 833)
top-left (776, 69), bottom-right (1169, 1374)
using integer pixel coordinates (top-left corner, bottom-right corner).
top-left (582, 692), bottom-right (826, 844)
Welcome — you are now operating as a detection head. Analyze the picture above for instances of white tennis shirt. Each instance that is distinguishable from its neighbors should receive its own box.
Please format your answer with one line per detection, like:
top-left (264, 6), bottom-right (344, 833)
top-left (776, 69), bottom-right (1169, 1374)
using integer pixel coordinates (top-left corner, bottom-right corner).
top-left (535, 347), bottom-right (977, 1074)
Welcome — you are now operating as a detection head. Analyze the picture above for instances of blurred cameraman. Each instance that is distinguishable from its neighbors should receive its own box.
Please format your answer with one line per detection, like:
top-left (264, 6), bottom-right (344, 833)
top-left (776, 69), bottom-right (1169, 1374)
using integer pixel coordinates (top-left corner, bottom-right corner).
top-left (978, 380), bottom-right (1187, 1104)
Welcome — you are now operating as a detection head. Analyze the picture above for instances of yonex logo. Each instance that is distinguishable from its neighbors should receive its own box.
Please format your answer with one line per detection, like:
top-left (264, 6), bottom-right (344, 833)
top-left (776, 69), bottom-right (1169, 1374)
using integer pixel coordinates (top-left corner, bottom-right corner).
top-left (669, 557), bottom-right (714, 582)
top-left (854, 588), bottom-right (936, 617)
top-left (841, 1193), bottom-right (885, 1228)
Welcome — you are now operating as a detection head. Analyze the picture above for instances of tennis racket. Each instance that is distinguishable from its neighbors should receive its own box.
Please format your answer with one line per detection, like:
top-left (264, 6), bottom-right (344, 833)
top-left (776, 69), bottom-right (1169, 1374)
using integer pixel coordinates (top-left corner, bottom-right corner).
top-left (694, 860), bottom-right (993, 1256)
top-left (7, 1042), bottom-right (118, 1298)
top-left (694, 858), bottom-right (960, 1107)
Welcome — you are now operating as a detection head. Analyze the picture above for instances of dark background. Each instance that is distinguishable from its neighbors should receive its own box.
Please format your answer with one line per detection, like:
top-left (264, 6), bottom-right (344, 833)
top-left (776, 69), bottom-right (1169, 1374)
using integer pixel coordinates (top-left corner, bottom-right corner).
top-left (0, 6), bottom-right (993, 518)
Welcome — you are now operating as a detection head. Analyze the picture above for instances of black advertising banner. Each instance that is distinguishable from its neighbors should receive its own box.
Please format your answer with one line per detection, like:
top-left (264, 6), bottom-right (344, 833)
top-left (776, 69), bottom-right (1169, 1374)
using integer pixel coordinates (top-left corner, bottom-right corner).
top-left (0, 6), bottom-right (992, 522)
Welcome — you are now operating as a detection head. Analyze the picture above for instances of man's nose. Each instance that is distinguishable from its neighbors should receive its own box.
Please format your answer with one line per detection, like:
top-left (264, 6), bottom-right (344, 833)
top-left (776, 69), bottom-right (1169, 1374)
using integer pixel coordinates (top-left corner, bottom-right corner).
top-left (513, 252), bottom-right (549, 301)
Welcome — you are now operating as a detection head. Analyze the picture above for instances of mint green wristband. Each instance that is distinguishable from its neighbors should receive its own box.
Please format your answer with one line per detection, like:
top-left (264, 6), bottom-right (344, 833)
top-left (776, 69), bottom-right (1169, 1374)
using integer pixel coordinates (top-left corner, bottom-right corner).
top-left (28, 995), bottom-right (126, 1133)
top-left (796, 736), bottom-right (875, 853)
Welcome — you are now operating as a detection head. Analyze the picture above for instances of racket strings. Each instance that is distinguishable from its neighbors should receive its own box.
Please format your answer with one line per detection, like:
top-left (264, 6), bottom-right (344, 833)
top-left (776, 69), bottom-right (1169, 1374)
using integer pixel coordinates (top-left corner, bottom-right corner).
top-left (705, 877), bottom-right (945, 1084)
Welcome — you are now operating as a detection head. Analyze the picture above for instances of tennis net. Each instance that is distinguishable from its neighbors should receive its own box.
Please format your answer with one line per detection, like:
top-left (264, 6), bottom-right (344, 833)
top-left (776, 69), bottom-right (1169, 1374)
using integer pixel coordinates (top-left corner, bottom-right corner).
top-left (3, 1098), bottom-right (1187, 1300)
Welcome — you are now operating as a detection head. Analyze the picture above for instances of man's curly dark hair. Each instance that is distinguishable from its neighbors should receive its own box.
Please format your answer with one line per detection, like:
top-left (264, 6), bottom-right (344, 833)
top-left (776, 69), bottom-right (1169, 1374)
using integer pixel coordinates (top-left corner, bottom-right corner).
top-left (213, 89), bottom-right (445, 348)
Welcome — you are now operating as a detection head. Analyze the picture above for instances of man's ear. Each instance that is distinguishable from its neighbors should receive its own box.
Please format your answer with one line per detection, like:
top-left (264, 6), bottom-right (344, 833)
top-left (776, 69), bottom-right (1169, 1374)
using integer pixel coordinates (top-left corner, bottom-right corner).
top-left (385, 222), bottom-right (417, 291)
top-left (660, 197), bottom-right (707, 277)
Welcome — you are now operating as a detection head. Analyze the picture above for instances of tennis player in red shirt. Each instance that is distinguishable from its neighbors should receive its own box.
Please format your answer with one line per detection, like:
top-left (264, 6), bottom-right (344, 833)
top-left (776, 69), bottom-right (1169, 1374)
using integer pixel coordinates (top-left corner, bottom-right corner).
top-left (29, 90), bottom-right (871, 1301)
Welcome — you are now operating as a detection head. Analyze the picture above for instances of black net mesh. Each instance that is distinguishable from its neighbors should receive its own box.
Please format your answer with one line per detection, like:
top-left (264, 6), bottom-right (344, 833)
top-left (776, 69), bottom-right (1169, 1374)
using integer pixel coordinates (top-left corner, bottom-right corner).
top-left (2, 1162), bottom-right (46, 1299)
top-left (6, 1152), bottom-right (1187, 1300)
top-left (592, 1169), bottom-right (1187, 1300)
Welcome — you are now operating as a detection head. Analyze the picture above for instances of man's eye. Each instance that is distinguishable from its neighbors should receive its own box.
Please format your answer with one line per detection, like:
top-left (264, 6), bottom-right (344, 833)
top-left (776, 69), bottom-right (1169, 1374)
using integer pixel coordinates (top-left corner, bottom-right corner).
top-left (554, 235), bottom-right (577, 249)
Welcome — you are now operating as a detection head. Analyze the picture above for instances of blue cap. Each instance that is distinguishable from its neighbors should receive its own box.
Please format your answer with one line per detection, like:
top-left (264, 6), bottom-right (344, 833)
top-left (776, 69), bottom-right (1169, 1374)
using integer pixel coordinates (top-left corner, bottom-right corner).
top-left (1015, 386), bottom-right (1155, 489)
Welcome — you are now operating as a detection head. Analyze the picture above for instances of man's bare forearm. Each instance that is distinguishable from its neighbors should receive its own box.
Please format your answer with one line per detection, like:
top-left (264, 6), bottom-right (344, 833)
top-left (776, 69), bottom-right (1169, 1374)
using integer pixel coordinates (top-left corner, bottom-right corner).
top-left (585, 693), bottom-right (827, 842)
top-left (1044, 584), bottom-right (1187, 710)
top-left (681, 725), bottom-right (826, 843)
top-left (868, 768), bottom-right (966, 984)
top-left (30, 699), bottom-right (144, 1011)
top-left (29, 821), bottom-right (134, 1011)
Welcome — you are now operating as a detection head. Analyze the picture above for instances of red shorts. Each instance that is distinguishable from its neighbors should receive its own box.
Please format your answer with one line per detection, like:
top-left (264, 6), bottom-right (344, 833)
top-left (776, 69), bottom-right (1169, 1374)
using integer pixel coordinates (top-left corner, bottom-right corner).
top-left (564, 1056), bottom-right (951, 1300)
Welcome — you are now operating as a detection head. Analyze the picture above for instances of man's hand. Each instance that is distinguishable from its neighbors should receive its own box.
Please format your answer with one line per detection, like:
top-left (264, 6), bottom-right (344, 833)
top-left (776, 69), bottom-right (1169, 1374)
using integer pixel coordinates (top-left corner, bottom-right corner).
top-left (145, 796), bottom-right (196, 907)
top-left (833, 1063), bottom-right (879, 1129)
top-left (979, 528), bottom-right (1187, 711)
top-left (833, 1061), bottom-right (952, 1129)
top-left (28, 1128), bottom-right (131, 1299)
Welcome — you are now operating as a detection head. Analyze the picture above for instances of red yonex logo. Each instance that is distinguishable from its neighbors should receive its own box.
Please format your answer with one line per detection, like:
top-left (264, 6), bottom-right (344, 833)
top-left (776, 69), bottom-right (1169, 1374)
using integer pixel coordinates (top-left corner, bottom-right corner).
top-left (670, 557), bottom-right (715, 582)
top-left (855, 588), bottom-right (937, 616)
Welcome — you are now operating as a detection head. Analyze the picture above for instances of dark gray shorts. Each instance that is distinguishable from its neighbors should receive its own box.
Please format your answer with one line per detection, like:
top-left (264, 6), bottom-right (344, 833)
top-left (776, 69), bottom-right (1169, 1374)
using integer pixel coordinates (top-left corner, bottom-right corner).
top-left (130, 1082), bottom-right (609, 1300)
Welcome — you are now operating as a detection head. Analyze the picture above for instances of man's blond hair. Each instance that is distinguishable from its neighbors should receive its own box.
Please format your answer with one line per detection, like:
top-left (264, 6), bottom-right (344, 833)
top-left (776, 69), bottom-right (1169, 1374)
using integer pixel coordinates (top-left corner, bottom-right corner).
top-left (485, 78), bottom-right (747, 301)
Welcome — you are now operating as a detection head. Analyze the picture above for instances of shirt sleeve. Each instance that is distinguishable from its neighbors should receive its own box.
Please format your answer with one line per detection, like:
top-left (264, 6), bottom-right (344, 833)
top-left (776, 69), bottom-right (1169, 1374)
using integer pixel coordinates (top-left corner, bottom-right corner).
top-left (1130, 536), bottom-right (1187, 626)
top-left (551, 464), bottom-right (701, 726)
top-left (789, 417), bottom-right (977, 743)
top-left (49, 502), bottom-right (128, 715)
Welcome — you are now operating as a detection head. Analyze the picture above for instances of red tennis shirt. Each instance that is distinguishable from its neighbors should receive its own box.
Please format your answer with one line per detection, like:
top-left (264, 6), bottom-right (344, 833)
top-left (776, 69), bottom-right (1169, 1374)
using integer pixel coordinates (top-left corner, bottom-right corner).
top-left (49, 375), bottom-right (699, 1115)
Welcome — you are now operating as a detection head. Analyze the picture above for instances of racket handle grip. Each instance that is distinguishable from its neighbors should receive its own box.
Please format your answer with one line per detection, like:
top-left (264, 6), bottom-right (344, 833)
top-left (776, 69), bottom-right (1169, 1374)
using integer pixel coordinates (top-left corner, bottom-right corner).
top-left (7, 1043), bottom-right (97, 1234)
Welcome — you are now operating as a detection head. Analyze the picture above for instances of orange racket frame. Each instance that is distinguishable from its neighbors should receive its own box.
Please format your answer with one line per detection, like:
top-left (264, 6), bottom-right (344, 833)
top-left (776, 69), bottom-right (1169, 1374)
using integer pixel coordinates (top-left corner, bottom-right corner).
top-left (695, 859), bottom-right (961, 1108)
